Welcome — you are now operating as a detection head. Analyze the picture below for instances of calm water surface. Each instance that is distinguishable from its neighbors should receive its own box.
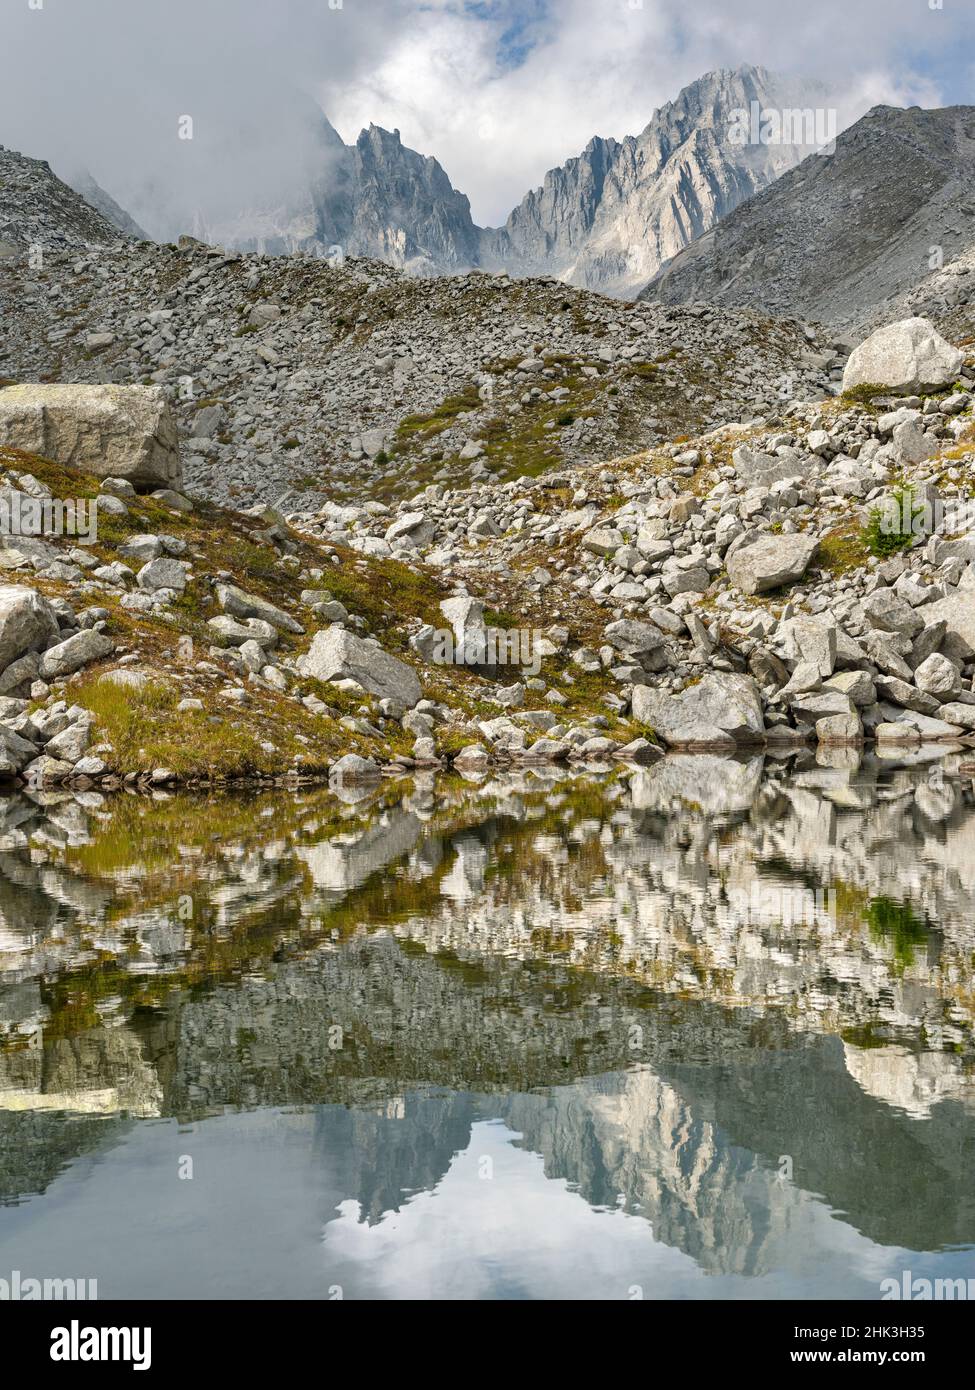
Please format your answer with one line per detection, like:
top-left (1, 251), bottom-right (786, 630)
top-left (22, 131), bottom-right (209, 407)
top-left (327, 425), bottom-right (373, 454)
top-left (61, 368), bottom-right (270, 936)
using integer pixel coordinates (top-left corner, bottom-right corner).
top-left (1, 748), bottom-right (974, 1299)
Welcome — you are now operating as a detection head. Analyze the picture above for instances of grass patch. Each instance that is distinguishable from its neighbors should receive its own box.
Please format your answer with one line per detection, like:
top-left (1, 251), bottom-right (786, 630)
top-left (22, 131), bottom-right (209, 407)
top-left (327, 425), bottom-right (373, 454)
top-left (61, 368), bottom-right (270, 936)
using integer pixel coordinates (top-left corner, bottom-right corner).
top-left (815, 520), bottom-right (870, 576)
top-left (73, 677), bottom-right (275, 778)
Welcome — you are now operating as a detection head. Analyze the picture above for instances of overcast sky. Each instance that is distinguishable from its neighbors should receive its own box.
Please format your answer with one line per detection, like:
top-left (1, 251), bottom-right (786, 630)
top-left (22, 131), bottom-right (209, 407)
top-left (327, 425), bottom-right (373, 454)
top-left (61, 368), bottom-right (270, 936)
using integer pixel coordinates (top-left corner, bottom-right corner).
top-left (1, 0), bottom-right (972, 236)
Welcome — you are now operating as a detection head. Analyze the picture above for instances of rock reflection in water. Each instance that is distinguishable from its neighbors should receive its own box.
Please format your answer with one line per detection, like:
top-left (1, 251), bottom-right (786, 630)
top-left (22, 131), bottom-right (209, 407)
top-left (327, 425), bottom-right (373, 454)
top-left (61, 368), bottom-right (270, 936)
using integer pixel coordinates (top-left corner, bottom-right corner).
top-left (0, 748), bottom-right (974, 1295)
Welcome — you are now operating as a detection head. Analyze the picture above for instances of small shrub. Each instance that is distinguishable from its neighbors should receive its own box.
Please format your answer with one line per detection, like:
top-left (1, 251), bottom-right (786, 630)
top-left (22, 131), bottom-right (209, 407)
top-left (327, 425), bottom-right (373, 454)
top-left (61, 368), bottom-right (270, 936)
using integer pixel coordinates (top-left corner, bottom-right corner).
top-left (841, 382), bottom-right (888, 406)
top-left (863, 485), bottom-right (919, 558)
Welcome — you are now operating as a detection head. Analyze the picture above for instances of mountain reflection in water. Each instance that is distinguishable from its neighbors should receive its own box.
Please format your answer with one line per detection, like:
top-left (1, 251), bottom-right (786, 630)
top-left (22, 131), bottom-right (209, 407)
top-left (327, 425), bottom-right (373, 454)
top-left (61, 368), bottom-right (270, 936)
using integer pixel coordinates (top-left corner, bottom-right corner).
top-left (1, 747), bottom-right (974, 1299)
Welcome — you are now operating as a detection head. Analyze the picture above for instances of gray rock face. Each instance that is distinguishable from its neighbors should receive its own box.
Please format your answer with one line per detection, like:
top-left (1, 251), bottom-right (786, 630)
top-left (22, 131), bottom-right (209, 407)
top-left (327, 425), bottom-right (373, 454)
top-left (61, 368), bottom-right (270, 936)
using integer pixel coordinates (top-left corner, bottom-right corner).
top-left (479, 65), bottom-right (835, 297)
top-left (843, 318), bottom-right (964, 395)
top-left (727, 532), bottom-right (818, 595)
top-left (385, 512), bottom-right (433, 548)
top-left (862, 588), bottom-right (923, 639)
top-left (298, 627), bottom-right (421, 706)
top-left (0, 585), bottom-right (59, 670)
top-left (632, 673), bottom-right (764, 747)
top-left (213, 115), bottom-right (481, 275)
top-left (214, 583), bottom-right (303, 635)
top-left (920, 590), bottom-right (975, 662)
top-left (641, 103), bottom-right (975, 332)
top-left (44, 718), bottom-right (91, 762)
top-left (137, 557), bottom-right (187, 593)
top-left (911, 651), bottom-right (960, 699)
top-left (0, 384), bottom-right (181, 489)
top-left (439, 595), bottom-right (488, 665)
top-left (0, 724), bottom-right (40, 775)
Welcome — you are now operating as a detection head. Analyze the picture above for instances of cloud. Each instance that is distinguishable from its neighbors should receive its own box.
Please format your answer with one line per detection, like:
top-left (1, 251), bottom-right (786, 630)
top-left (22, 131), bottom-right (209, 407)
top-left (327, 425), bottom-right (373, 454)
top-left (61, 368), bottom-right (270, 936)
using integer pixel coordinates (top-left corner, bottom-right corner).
top-left (326, 0), bottom-right (973, 224)
top-left (0, 0), bottom-right (418, 238)
top-left (1, 0), bottom-right (971, 235)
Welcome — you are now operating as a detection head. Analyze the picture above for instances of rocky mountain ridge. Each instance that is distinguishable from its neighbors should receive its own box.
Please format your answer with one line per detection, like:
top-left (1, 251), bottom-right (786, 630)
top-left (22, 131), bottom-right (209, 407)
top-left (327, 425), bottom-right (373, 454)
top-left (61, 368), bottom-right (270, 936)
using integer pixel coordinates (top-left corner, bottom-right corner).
top-left (641, 103), bottom-right (975, 332)
top-left (81, 63), bottom-right (834, 296)
top-left (479, 64), bottom-right (836, 296)
top-left (0, 145), bottom-right (126, 254)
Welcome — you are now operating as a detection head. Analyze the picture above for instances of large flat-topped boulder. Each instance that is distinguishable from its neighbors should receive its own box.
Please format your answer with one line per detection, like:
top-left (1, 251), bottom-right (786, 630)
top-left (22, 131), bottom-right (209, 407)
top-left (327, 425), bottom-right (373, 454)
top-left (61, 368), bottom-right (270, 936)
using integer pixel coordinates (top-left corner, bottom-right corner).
top-left (632, 673), bottom-right (765, 748)
top-left (0, 384), bottom-right (181, 490)
top-left (842, 318), bottom-right (963, 395)
top-left (727, 531), bottom-right (818, 595)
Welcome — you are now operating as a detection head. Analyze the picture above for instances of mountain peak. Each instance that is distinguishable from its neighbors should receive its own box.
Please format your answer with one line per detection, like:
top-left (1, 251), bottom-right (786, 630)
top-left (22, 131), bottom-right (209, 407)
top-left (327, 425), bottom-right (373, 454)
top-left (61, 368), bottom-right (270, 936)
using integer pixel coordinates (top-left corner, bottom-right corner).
top-left (640, 100), bottom-right (975, 331)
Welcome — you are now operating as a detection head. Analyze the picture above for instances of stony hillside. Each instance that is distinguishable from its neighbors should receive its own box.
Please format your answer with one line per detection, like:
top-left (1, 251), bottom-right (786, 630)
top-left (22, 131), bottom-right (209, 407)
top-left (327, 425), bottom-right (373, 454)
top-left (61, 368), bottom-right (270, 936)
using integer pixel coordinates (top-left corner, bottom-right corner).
top-left (890, 242), bottom-right (975, 346)
top-left (0, 316), bottom-right (973, 791)
top-left (68, 169), bottom-right (149, 242)
top-left (641, 104), bottom-right (975, 332)
top-left (0, 236), bottom-right (845, 513)
top-left (0, 145), bottom-right (128, 253)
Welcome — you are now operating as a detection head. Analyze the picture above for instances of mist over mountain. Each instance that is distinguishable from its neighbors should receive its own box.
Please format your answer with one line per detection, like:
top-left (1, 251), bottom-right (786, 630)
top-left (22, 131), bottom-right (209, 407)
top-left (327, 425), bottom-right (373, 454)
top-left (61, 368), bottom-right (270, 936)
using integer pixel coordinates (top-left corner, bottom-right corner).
top-left (132, 64), bottom-right (847, 297)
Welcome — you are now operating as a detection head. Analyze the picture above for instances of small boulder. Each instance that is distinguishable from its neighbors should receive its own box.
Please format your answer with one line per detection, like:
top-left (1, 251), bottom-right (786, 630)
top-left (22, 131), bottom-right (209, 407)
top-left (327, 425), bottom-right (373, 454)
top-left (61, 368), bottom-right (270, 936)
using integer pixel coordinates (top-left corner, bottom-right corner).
top-left (214, 583), bottom-right (303, 634)
top-left (727, 532), bottom-right (818, 595)
top-left (913, 651), bottom-right (961, 700)
top-left (38, 630), bottom-right (114, 680)
top-left (329, 753), bottom-right (380, 784)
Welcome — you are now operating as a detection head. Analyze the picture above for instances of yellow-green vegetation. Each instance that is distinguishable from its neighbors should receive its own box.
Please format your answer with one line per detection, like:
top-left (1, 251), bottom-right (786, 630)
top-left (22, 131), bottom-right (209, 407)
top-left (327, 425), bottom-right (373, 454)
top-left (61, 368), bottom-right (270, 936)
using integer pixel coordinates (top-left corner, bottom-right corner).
top-left (322, 558), bottom-right (444, 650)
top-left (394, 384), bottom-right (482, 445)
top-left (0, 445), bottom-right (448, 776)
top-left (840, 382), bottom-right (889, 407)
top-left (72, 676), bottom-right (292, 779)
top-left (815, 519), bottom-right (870, 576)
top-left (0, 439), bottom-right (635, 780)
